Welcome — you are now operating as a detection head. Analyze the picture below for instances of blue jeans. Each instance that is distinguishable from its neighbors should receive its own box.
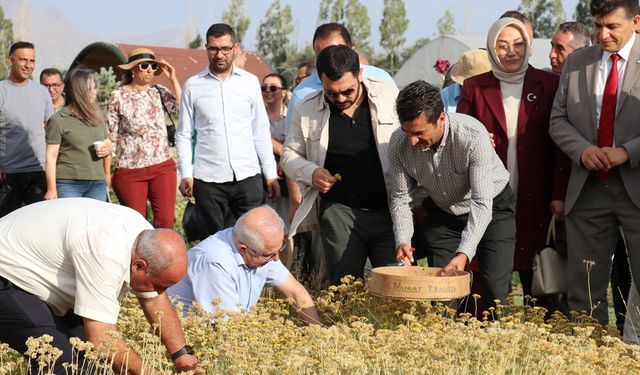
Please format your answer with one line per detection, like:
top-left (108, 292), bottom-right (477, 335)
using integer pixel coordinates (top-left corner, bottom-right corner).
top-left (56, 179), bottom-right (107, 201)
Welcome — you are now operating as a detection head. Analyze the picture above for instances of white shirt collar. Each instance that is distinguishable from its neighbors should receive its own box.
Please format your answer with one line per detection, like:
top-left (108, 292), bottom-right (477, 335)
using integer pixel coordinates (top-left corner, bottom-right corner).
top-left (602, 32), bottom-right (636, 62)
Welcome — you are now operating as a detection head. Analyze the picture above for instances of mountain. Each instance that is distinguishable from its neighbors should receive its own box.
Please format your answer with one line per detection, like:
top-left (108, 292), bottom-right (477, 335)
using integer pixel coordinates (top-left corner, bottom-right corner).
top-left (0, 1), bottom-right (188, 77)
top-left (1, 1), bottom-right (99, 76)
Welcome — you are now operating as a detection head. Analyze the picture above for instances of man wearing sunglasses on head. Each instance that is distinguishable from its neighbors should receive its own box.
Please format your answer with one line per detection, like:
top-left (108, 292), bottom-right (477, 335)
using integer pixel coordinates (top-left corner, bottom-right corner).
top-left (176, 23), bottom-right (279, 238)
top-left (168, 206), bottom-right (320, 325)
top-left (282, 45), bottom-right (399, 285)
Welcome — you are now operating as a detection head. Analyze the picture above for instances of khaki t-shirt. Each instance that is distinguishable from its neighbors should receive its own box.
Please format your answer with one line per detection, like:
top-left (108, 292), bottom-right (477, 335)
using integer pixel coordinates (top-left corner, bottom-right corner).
top-left (46, 107), bottom-right (108, 180)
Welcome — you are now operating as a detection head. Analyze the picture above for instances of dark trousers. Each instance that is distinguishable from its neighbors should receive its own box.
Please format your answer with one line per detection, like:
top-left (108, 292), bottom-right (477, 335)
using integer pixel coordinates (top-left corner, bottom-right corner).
top-left (422, 185), bottom-right (516, 309)
top-left (612, 233), bottom-right (631, 334)
top-left (0, 276), bottom-right (86, 375)
top-left (320, 200), bottom-right (397, 285)
top-left (0, 171), bottom-right (46, 217)
top-left (193, 174), bottom-right (264, 235)
top-left (566, 171), bottom-right (640, 326)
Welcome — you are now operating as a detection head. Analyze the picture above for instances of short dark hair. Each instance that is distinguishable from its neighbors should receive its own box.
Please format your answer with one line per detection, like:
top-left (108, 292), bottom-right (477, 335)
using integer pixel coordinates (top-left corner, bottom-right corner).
top-left (591, 0), bottom-right (640, 18)
top-left (206, 23), bottom-right (237, 43)
top-left (263, 72), bottom-right (288, 91)
top-left (39, 68), bottom-right (63, 82)
top-left (9, 41), bottom-right (34, 56)
top-left (316, 45), bottom-right (359, 81)
top-left (557, 21), bottom-right (591, 49)
top-left (500, 10), bottom-right (532, 26)
top-left (297, 60), bottom-right (316, 73)
top-left (395, 80), bottom-right (444, 124)
top-left (312, 23), bottom-right (352, 48)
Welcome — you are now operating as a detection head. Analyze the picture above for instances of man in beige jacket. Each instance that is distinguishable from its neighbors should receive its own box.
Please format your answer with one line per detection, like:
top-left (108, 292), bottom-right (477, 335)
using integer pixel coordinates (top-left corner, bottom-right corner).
top-left (282, 45), bottom-right (399, 285)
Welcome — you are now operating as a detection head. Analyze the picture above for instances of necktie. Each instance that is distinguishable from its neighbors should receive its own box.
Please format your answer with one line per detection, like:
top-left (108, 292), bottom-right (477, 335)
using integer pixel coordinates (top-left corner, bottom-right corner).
top-left (597, 53), bottom-right (620, 180)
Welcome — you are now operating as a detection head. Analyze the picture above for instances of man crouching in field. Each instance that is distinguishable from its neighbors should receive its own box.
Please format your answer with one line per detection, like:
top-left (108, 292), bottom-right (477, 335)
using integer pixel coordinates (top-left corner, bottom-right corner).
top-left (0, 198), bottom-right (199, 374)
top-left (169, 206), bottom-right (321, 325)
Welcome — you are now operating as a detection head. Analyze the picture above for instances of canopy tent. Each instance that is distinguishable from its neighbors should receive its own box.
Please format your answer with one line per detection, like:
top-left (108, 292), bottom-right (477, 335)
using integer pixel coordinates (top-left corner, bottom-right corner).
top-left (394, 35), bottom-right (551, 88)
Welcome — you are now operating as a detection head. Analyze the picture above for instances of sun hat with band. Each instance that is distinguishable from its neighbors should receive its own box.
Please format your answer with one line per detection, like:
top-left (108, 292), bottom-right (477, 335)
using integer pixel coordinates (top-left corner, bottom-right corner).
top-left (118, 47), bottom-right (162, 76)
top-left (449, 49), bottom-right (491, 86)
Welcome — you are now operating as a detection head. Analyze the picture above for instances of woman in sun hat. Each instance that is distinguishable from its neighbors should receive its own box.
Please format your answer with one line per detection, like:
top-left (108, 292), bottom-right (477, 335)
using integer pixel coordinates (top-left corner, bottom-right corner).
top-left (107, 47), bottom-right (182, 228)
top-left (440, 48), bottom-right (491, 112)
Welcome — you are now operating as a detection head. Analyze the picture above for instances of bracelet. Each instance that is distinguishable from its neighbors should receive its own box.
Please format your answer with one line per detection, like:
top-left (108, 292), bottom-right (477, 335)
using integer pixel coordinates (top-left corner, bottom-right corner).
top-left (171, 345), bottom-right (194, 361)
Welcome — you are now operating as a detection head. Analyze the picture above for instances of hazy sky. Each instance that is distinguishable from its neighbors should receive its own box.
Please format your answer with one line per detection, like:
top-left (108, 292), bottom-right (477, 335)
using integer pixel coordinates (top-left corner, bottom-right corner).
top-left (23, 0), bottom-right (581, 51)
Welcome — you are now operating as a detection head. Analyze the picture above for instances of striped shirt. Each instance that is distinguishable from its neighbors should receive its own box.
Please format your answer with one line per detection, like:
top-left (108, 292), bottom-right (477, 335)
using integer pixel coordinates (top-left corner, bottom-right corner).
top-left (388, 112), bottom-right (509, 261)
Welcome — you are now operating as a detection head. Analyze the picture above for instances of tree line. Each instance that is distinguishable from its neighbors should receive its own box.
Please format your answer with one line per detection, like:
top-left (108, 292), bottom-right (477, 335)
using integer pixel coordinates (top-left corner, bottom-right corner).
top-left (206, 0), bottom-right (595, 79)
top-left (0, 0), bottom-right (596, 81)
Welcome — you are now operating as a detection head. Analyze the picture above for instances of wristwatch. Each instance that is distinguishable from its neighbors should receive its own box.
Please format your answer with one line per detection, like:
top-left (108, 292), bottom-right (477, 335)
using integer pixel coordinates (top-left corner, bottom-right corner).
top-left (171, 345), bottom-right (194, 361)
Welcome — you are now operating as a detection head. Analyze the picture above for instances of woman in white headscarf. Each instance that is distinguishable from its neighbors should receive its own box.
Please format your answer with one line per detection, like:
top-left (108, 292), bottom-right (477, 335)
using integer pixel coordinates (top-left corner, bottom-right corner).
top-left (457, 17), bottom-right (570, 307)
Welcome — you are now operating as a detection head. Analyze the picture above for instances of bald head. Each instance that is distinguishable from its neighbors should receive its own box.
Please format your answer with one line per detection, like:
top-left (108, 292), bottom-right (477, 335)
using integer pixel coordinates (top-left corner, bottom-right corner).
top-left (233, 206), bottom-right (284, 250)
top-left (135, 229), bottom-right (187, 279)
top-left (232, 206), bottom-right (285, 268)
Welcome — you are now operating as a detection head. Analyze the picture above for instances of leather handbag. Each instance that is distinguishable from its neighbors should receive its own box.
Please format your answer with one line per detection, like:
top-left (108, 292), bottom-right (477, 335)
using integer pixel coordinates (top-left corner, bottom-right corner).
top-left (531, 216), bottom-right (568, 296)
top-left (182, 199), bottom-right (208, 243)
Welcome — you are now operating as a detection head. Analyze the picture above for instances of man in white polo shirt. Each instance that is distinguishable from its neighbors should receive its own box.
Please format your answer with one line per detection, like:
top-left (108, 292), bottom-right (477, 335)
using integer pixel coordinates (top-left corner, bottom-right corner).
top-left (0, 198), bottom-right (199, 375)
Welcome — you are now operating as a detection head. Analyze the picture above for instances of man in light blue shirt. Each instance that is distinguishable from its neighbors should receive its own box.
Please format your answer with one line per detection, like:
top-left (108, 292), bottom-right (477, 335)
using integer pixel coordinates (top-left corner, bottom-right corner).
top-left (176, 24), bottom-right (279, 237)
top-left (168, 206), bottom-right (320, 325)
top-left (284, 23), bottom-right (395, 137)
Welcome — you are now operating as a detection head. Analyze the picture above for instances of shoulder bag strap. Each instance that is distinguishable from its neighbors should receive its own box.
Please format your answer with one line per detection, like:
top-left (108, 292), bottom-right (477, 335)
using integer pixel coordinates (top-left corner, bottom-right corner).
top-left (152, 84), bottom-right (175, 126)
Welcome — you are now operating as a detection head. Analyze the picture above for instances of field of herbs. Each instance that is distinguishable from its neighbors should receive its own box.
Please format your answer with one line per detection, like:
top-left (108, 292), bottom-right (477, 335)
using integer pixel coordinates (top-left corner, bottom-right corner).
top-left (2, 276), bottom-right (640, 374)
top-left (2, 198), bottom-right (640, 374)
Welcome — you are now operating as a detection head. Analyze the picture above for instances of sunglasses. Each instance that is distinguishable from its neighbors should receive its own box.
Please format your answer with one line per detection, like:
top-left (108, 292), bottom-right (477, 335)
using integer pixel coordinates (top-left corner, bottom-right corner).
top-left (261, 85), bottom-right (283, 93)
top-left (139, 62), bottom-right (159, 71)
top-left (325, 87), bottom-right (356, 99)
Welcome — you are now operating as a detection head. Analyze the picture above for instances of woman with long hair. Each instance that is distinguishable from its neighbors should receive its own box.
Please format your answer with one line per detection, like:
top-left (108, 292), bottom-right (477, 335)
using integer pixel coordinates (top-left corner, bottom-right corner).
top-left (44, 68), bottom-right (111, 200)
top-left (107, 48), bottom-right (181, 229)
top-left (262, 73), bottom-right (290, 231)
top-left (262, 73), bottom-right (288, 157)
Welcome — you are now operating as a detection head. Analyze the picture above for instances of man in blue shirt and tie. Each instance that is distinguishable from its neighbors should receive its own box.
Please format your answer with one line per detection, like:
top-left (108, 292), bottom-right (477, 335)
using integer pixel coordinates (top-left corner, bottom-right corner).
top-left (176, 23), bottom-right (280, 236)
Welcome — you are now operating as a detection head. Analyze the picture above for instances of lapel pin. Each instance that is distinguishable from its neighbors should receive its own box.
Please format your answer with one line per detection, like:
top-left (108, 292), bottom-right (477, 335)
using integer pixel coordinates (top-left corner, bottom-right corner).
top-left (526, 93), bottom-right (537, 102)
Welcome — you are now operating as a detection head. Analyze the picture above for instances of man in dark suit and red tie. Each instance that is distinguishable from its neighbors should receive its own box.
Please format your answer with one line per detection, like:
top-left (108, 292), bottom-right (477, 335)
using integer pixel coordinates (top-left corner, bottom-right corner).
top-left (549, 0), bottom-right (640, 326)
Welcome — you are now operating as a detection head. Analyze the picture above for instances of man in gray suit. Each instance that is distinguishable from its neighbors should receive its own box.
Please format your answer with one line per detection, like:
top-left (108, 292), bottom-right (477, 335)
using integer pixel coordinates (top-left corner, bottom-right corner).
top-left (549, 0), bottom-right (640, 325)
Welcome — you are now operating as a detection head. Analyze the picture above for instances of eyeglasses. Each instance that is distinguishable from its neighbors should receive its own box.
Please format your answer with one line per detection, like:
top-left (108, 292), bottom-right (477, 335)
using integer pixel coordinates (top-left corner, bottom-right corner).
top-left (325, 86), bottom-right (356, 99)
top-left (206, 45), bottom-right (234, 55)
top-left (295, 74), bottom-right (311, 85)
top-left (139, 62), bottom-right (159, 71)
top-left (42, 83), bottom-right (63, 89)
top-left (261, 84), bottom-right (283, 93)
top-left (245, 241), bottom-right (287, 262)
top-left (495, 41), bottom-right (527, 54)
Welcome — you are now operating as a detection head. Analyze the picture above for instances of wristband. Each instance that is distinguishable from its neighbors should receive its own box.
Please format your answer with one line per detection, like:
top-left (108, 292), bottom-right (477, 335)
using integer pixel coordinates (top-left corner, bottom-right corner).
top-left (171, 345), bottom-right (194, 361)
